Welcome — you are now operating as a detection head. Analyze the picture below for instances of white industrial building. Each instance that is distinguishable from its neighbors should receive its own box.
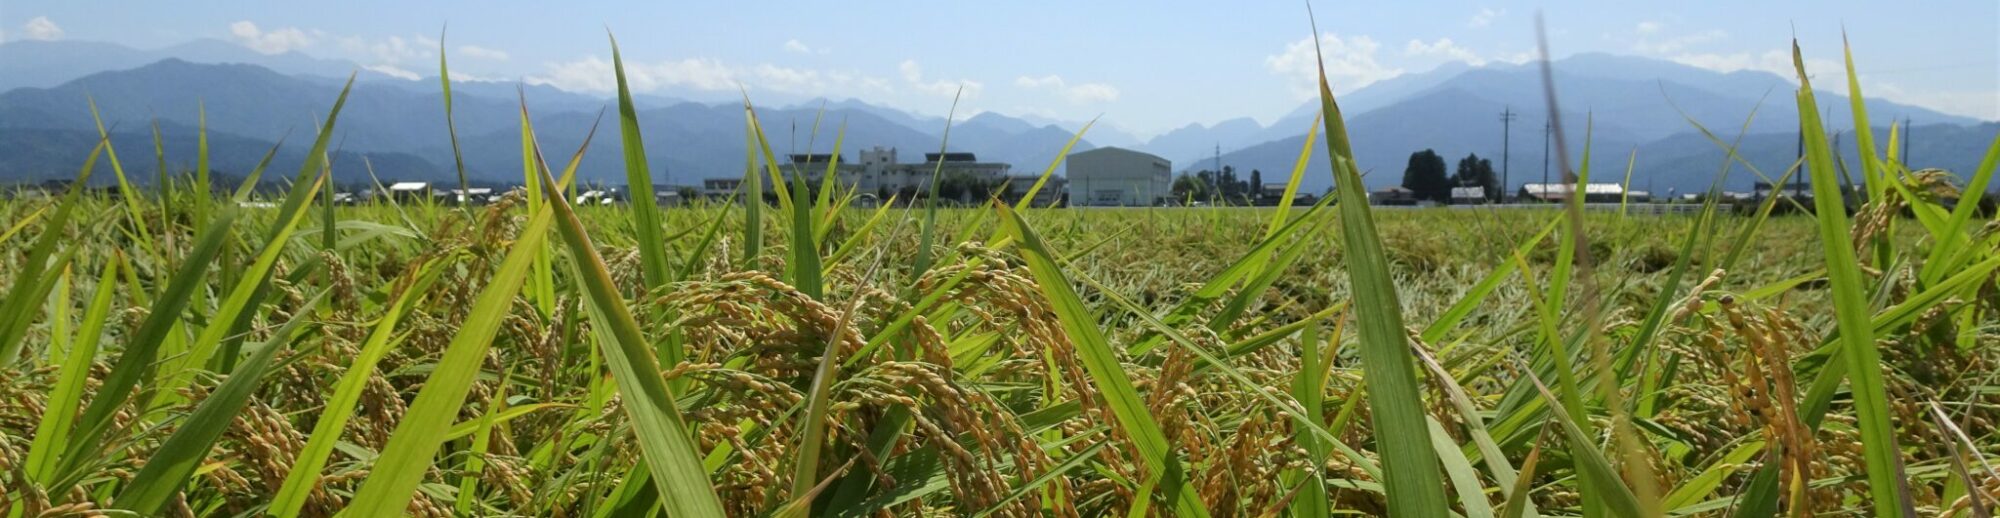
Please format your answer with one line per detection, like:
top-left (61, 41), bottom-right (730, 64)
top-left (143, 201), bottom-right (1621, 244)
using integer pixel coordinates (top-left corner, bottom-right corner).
top-left (1066, 147), bottom-right (1171, 207)
top-left (1518, 182), bottom-right (1625, 203)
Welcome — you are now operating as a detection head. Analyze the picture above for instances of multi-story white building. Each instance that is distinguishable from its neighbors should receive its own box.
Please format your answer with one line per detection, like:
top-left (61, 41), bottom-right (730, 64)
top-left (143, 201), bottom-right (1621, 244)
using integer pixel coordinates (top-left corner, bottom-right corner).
top-left (723, 146), bottom-right (1012, 202)
top-left (1066, 147), bottom-right (1171, 207)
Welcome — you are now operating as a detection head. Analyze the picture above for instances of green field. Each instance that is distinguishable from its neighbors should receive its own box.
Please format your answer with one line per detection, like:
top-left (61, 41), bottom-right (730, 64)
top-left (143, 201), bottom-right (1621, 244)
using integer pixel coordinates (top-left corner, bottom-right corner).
top-left (0, 38), bottom-right (1996, 517)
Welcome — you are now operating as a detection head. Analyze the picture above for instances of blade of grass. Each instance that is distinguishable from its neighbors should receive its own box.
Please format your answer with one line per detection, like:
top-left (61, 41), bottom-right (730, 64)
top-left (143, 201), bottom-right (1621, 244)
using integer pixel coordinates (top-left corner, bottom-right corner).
top-left (155, 169), bottom-right (328, 405)
top-left (343, 178), bottom-right (561, 517)
top-left (194, 100), bottom-right (210, 236)
top-left (1920, 133), bottom-right (1999, 284)
top-left (24, 259), bottom-right (118, 483)
top-left (608, 33), bottom-right (672, 289)
top-left (532, 124), bottom-right (728, 516)
top-left (1262, 112), bottom-right (1323, 240)
top-left (1792, 39), bottom-right (1916, 518)
top-left (440, 27), bottom-right (470, 205)
top-left (910, 87), bottom-right (963, 281)
top-left (86, 96), bottom-right (160, 263)
top-left (994, 203), bottom-right (1210, 518)
top-left (1499, 426), bottom-right (1548, 518)
top-left (741, 105), bottom-right (765, 269)
top-left (1523, 371), bottom-right (1645, 517)
top-left (1011, 117), bottom-right (1095, 211)
top-left (0, 141), bottom-right (103, 365)
top-left (1429, 417), bottom-right (1496, 518)
top-left (1307, 17), bottom-right (1448, 515)
top-left (113, 290), bottom-right (325, 514)
top-left (52, 207), bottom-right (241, 488)
top-left (268, 257), bottom-right (449, 518)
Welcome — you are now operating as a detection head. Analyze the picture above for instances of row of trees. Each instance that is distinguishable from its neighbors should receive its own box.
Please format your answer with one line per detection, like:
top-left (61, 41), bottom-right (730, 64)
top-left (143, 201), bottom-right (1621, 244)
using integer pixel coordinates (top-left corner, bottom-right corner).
top-left (1170, 166), bottom-right (1267, 204)
top-left (1400, 149), bottom-right (1500, 203)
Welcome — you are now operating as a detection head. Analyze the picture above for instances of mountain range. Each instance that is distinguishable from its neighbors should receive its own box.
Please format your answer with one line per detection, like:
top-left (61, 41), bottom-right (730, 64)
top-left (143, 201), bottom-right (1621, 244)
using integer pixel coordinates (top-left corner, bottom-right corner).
top-left (0, 39), bottom-right (1989, 195)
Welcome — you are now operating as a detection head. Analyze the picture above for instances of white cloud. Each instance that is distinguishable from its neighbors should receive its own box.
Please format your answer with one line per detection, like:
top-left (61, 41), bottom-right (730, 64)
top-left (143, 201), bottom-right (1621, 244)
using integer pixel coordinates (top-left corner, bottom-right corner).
top-left (1636, 21), bottom-right (1663, 34)
top-left (1014, 74), bottom-right (1120, 104)
top-left (1668, 49), bottom-right (1838, 82)
top-left (457, 45), bottom-right (509, 61)
top-left (529, 56), bottom-right (737, 92)
top-left (1874, 88), bottom-right (1999, 122)
top-left (1675, 51), bottom-right (1996, 121)
top-left (1631, 28), bottom-right (1726, 54)
top-left (783, 39), bottom-right (828, 55)
top-left (898, 60), bottom-right (982, 99)
top-left (365, 64), bottom-right (419, 80)
top-left (22, 16), bottom-right (62, 41)
top-left (335, 34), bottom-right (433, 63)
top-left (1405, 38), bottom-right (1486, 66)
top-left (1468, 8), bottom-right (1505, 28)
top-left (1265, 32), bottom-right (1403, 98)
top-left (527, 55), bottom-right (893, 98)
top-left (229, 21), bottom-right (313, 54)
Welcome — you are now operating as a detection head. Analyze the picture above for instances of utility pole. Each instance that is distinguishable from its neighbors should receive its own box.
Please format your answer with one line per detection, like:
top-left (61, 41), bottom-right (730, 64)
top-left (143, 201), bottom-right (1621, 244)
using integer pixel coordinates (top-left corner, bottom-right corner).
top-left (1214, 143), bottom-right (1223, 203)
top-left (1499, 107), bottom-right (1517, 202)
top-left (1904, 117), bottom-right (1913, 166)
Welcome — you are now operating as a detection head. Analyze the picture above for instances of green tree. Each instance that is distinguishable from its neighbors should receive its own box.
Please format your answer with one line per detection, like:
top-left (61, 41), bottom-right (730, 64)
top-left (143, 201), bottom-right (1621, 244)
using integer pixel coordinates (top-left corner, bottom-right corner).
top-left (1172, 173), bottom-right (1213, 202)
top-left (1455, 153), bottom-right (1499, 201)
top-left (1401, 149), bottom-right (1450, 203)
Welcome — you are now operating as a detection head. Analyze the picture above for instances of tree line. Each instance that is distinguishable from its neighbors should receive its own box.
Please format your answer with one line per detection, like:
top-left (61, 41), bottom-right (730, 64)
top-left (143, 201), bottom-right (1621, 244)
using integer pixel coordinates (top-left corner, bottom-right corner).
top-left (1170, 165), bottom-right (1267, 204)
top-left (1399, 149), bottom-right (1500, 203)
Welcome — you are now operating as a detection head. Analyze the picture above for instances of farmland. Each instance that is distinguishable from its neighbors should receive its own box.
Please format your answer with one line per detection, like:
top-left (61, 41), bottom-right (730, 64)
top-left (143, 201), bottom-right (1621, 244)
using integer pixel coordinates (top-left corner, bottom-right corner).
top-left (0, 37), bottom-right (1996, 518)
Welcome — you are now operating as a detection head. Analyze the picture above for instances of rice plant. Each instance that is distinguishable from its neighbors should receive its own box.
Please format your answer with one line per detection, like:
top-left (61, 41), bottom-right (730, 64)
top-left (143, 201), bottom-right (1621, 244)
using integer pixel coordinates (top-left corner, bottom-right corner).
top-left (0, 29), bottom-right (1995, 518)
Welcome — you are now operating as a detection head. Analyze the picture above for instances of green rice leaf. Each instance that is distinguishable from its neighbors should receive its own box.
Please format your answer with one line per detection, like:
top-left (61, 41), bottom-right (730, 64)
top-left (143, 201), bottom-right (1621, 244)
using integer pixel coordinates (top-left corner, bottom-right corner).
top-left (994, 203), bottom-right (1211, 518)
top-left (1311, 27), bottom-right (1448, 516)
top-left (1790, 39), bottom-right (1915, 517)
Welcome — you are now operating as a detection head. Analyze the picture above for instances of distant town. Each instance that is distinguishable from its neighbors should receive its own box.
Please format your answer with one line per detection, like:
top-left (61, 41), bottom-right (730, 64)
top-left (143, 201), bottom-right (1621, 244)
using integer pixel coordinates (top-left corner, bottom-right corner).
top-left (13, 143), bottom-right (1976, 215)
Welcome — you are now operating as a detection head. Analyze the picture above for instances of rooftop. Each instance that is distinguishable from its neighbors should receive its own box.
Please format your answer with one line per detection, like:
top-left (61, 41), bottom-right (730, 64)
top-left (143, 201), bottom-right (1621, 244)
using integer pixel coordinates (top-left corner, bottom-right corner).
top-left (1521, 183), bottom-right (1624, 195)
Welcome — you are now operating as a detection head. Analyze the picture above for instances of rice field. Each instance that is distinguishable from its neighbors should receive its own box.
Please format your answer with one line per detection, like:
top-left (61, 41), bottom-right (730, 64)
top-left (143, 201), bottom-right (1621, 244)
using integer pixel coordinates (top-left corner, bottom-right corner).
top-left (0, 35), bottom-right (1996, 517)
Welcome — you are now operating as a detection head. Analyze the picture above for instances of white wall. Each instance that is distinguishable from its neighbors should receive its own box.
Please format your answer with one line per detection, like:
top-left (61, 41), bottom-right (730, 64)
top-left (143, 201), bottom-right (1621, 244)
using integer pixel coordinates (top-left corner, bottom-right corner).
top-left (1067, 147), bottom-right (1172, 206)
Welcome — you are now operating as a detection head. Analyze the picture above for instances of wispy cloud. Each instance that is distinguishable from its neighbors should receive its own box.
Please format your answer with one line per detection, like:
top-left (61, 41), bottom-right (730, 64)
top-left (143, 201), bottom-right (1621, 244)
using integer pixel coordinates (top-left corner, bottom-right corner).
top-left (1468, 8), bottom-right (1505, 28)
top-left (22, 16), bottom-right (63, 41)
top-left (783, 39), bottom-right (828, 55)
top-left (900, 60), bottom-right (982, 99)
top-left (229, 21), bottom-right (314, 54)
top-left (457, 45), bottom-right (509, 61)
top-left (365, 64), bottom-right (419, 80)
top-left (527, 55), bottom-right (894, 98)
top-left (1265, 32), bottom-right (1403, 97)
top-left (1630, 26), bottom-right (1727, 54)
top-left (1015, 74), bottom-right (1120, 104)
top-left (1405, 38), bottom-right (1486, 65)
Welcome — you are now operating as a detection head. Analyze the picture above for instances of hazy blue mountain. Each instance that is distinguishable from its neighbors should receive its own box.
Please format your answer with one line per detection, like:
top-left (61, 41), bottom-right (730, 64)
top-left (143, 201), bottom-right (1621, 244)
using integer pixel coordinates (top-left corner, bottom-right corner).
top-left (0, 48), bottom-right (1988, 197)
top-left (1012, 114), bottom-right (1145, 148)
top-left (373, 77), bottom-right (616, 114)
top-left (444, 101), bottom-right (954, 187)
top-left (0, 124), bottom-right (448, 187)
top-left (0, 59), bottom-right (530, 159)
top-left (1195, 95), bottom-right (1986, 197)
top-left (1143, 117), bottom-right (1267, 169)
top-left (1197, 52), bottom-right (1986, 195)
top-left (0, 39), bottom-right (392, 92)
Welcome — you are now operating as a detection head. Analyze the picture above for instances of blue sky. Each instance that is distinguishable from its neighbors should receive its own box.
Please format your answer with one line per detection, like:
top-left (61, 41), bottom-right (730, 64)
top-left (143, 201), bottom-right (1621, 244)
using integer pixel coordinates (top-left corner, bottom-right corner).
top-left (2, 1), bottom-right (1994, 136)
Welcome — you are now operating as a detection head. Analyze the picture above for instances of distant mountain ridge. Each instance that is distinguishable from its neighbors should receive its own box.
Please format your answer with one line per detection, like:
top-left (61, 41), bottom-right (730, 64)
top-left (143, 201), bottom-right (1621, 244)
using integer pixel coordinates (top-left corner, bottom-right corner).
top-left (0, 40), bottom-right (1990, 197)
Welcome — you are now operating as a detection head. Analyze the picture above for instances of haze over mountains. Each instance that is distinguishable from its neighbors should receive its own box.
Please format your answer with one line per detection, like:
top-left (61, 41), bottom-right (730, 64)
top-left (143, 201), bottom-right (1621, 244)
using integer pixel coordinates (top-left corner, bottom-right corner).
top-left (0, 38), bottom-right (1989, 195)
